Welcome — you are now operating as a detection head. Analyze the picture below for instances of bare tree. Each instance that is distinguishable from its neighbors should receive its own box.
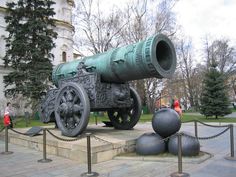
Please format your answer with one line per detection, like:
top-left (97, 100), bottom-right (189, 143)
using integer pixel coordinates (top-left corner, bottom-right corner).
top-left (121, 0), bottom-right (177, 43)
top-left (73, 0), bottom-right (127, 54)
top-left (154, 0), bottom-right (178, 37)
top-left (177, 38), bottom-right (195, 108)
top-left (203, 37), bottom-right (236, 100)
top-left (230, 75), bottom-right (236, 100)
top-left (203, 37), bottom-right (236, 74)
top-left (192, 64), bottom-right (205, 109)
top-left (145, 78), bottom-right (164, 112)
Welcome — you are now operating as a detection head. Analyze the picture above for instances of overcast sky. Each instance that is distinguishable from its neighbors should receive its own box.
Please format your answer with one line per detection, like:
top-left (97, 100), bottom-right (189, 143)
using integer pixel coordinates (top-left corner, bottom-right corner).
top-left (173, 0), bottom-right (236, 61)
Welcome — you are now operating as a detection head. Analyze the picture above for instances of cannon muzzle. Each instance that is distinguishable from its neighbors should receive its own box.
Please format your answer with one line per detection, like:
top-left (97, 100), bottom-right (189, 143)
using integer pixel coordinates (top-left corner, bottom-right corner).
top-left (52, 34), bottom-right (176, 85)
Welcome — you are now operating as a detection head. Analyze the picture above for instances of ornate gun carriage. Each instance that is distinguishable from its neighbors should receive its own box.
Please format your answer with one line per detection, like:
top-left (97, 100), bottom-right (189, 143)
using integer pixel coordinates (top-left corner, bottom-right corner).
top-left (39, 34), bottom-right (176, 137)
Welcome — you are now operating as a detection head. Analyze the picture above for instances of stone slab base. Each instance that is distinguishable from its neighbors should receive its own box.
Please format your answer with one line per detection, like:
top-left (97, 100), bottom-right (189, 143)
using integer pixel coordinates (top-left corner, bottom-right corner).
top-left (0, 124), bottom-right (149, 164)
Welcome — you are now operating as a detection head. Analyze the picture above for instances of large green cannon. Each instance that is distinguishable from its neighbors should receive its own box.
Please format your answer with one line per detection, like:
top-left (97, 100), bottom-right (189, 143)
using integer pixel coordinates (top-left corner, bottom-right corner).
top-left (39, 34), bottom-right (177, 137)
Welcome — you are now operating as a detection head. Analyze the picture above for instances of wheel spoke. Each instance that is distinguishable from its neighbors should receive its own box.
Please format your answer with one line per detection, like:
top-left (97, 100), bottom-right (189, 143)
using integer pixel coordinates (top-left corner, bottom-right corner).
top-left (61, 96), bottom-right (66, 103)
top-left (61, 116), bottom-right (67, 127)
top-left (73, 95), bottom-right (79, 103)
top-left (128, 106), bottom-right (135, 116)
top-left (59, 109), bottom-right (68, 126)
top-left (65, 90), bottom-right (73, 102)
top-left (73, 104), bottom-right (84, 113)
top-left (127, 111), bottom-right (132, 118)
top-left (121, 113), bottom-right (129, 124)
top-left (67, 117), bottom-right (76, 129)
top-left (113, 112), bottom-right (121, 121)
top-left (73, 114), bottom-right (81, 124)
top-left (58, 103), bottom-right (67, 115)
top-left (117, 112), bottom-right (122, 118)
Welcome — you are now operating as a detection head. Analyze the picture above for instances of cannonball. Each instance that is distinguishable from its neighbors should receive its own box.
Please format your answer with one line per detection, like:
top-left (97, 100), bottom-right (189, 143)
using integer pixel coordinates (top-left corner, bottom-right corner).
top-left (168, 132), bottom-right (200, 156)
top-left (136, 133), bottom-right (165, 155)
top-left (152, 108), bottom-right (181, 138)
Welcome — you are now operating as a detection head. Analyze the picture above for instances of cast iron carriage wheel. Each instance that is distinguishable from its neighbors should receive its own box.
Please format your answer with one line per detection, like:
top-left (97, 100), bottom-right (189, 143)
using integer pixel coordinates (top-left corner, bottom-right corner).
top-left (107, 87), bottom-right (142, 130)
top-left (55, 82), bottom-right (90, 137)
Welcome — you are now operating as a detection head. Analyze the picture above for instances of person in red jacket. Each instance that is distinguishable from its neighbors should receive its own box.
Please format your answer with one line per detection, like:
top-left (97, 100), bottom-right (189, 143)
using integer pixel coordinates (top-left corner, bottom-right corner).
top-left (173, 98), bottom-right (182, 117)
top-left (3, 112), bottom-right (12, 128)
top-left (3, 102), bottom-right (14, 128)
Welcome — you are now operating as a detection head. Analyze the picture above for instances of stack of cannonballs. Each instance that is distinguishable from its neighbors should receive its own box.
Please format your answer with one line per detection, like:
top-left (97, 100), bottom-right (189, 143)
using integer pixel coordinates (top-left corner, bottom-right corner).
top-left (136, 108), bottom-right (200, 156)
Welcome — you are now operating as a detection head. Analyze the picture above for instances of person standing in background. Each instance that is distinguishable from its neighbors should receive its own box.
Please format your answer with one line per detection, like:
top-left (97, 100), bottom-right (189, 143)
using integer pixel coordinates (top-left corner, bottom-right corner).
top-left (3, 102), bottom-right (13, 128)
top-left (172, 98), bottom-right (182, 117)
top-left (174, 99), bottom-right (182, 117)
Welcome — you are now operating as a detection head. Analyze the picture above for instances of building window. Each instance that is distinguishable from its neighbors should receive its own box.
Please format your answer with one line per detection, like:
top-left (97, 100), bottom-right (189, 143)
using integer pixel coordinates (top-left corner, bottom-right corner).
top-left (62, 52), bottom-right (67, 62)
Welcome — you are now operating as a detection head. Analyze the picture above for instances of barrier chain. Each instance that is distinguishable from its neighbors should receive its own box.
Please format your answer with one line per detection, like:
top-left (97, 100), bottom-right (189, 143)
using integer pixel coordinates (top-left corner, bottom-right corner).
top-left (182, 119), bottom-right (229, 128)
top-left (46, 129), bottom-right (86, 142)
top-left (181, 120), bottom-right (195, 123)
top-left (7, 127), bottom-right (85, 142)
top-left (9, 128), bottom-right (31, 136)
top-left (185, 126), bottom-right (231, 140)
top-left (196, 120), bottom-right (229, 128)
top-left (92, 135), bottom-right (113, 145)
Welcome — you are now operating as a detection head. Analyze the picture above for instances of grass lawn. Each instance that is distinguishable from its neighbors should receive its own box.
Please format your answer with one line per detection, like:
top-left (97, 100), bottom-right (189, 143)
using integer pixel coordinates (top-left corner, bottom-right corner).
top-left (184, 108), bottom-right (236, 113)
top-left (181, 114), bottom-right (236, 123)
top-left (0, 112), bottom-right (235, 129)
top-left (65, 112), bottom-right (236, 124)
top-left (0, 117), bottom-right (54, 129)
top-left (138, 113), bottom-right (236, 123)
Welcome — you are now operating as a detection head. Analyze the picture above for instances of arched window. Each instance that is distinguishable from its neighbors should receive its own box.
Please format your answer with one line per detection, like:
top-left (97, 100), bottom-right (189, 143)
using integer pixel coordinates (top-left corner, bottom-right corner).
top-left (62, 51), bottom-right (67, 62)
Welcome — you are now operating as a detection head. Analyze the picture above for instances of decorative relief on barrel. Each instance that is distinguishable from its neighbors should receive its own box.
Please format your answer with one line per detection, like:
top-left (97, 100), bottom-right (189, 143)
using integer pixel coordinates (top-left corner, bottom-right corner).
top-left (144, 37), bottom-right (152, 62)
top-left (135, 42), bottom-right (147, 74)
top-left (145, 37), bottom-right (157, 75)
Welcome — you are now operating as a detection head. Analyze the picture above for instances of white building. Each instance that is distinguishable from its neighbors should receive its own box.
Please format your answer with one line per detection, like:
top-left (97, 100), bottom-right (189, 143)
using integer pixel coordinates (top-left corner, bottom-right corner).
top-left (0, 0), bottom-right (75, 116)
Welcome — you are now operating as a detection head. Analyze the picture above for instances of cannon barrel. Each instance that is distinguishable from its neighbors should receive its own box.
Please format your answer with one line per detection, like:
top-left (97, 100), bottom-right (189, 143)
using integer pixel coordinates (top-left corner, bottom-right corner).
top-left (52, 34), bottom-right (176, 85)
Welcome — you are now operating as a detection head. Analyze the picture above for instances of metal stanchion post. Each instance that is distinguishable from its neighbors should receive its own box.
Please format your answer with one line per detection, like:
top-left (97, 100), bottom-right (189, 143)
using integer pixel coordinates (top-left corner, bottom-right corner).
top-left (194, 120), bottom-right (198, 138)
top-left (230, 124), bottom-right (235, 158)
top-left (225, 124), bottom-right (236, 161)
top-left (170, 133), bottom-right (190, 177)
top-left (38, 129), bottom-right (52, 163)
top-left (1, 126), bottom-right (13, 155)
top-left (81, 133), bottom-right (99, 177)
top-left (178, 133), bottom-right (183, 174)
